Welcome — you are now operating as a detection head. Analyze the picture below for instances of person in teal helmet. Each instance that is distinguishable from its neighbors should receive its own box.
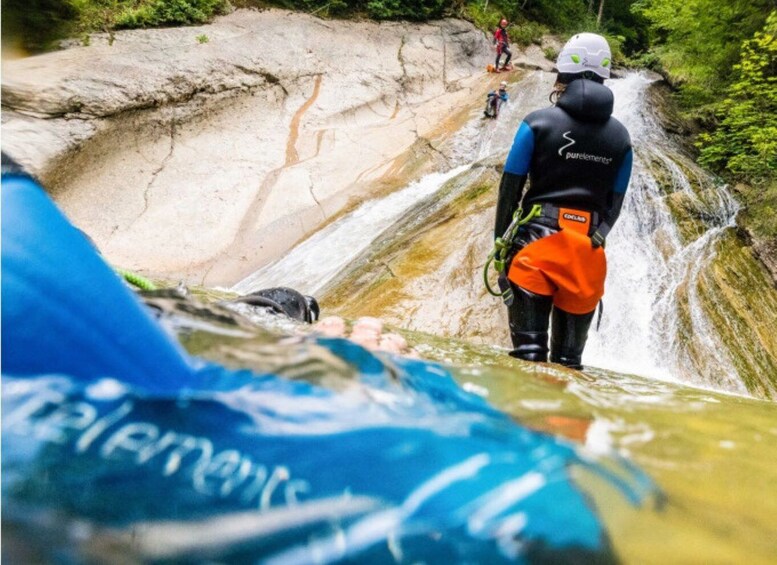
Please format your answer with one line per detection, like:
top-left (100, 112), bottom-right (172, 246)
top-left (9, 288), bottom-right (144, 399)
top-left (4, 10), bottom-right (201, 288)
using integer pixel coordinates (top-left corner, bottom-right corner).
top-left (485, 80), bottom-right (510, 119)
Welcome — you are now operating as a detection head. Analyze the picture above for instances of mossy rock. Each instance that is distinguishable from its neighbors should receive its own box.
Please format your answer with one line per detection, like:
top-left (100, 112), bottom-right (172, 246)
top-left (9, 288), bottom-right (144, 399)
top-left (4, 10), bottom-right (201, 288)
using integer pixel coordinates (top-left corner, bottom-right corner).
top-left (696, 231), bottom-right (777, 398)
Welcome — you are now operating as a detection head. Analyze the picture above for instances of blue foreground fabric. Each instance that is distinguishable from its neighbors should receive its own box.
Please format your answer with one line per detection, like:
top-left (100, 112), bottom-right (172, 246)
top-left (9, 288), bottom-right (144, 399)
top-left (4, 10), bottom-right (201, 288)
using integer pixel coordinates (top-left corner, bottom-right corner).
top-left (2, 174), bottom-right (649, 563)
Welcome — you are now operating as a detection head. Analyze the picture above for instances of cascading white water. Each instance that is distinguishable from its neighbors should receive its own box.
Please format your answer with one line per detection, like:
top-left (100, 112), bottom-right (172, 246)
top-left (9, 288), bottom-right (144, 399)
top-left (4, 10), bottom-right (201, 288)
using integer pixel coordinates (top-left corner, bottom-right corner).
top-left (446, 71), bottom-right (555, 165)
top-left (585, 73), bottom-right (744, 392)
top-left (231, 165), bottom-right (470, 296)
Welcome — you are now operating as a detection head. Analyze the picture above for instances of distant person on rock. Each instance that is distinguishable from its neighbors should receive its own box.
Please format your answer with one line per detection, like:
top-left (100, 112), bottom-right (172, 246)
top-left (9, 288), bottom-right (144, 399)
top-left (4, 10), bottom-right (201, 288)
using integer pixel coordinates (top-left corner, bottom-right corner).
top-left (484, 81), bottom-right (509, 119)
top-left (492, 33), bottom-right (632, 370)
top-left (493, 18), bottom-right (512, 72)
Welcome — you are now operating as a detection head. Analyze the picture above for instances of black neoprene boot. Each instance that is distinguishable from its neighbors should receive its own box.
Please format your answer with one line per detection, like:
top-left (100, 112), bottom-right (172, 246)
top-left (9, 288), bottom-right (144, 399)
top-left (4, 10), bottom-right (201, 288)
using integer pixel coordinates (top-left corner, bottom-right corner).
top-left (507, 285), bottom-right (553, 362)
top-left (549, 307), bottom-right (595, 370)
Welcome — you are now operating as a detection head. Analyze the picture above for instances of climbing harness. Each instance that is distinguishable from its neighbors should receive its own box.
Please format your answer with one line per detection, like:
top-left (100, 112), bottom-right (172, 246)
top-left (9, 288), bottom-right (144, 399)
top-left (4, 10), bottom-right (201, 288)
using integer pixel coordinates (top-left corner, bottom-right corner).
top-left (483, 203), bottom-right (542, 300)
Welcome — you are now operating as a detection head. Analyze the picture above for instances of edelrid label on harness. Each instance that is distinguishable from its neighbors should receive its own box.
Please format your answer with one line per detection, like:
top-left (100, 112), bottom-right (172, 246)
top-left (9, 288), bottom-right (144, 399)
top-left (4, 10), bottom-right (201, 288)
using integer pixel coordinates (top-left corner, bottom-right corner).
top-left (562, 212), bottom-right (588, 223)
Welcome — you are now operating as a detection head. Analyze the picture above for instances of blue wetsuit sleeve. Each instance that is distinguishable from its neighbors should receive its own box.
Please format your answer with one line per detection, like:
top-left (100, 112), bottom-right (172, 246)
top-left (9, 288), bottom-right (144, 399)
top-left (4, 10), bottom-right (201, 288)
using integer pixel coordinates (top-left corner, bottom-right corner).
top-left (504, 121), bottom-right (534, 175)
top-left (2, 174), bottom-right (195, 392)
top-left (495, 122), bottom-right (533, 237)
top-left (614, 148), bottom-right (633, 194)
top-left (599, 148), bottom-right (633, 235)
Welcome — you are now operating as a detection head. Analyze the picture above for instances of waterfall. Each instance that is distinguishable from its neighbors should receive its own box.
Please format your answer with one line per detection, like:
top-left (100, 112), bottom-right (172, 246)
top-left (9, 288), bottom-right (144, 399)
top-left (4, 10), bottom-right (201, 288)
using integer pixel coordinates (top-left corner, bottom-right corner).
top-left (585, 73), bottom-right (744, 393)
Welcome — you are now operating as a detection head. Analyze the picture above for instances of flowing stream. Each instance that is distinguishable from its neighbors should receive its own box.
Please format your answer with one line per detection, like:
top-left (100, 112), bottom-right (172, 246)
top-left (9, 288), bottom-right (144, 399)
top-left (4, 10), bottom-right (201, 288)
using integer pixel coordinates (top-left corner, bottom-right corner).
top-left (5, 69), bottom-right (777, 564)
top-left (152, 68), bottom-right (777, 563)
top-left (231, 165), bottom-right (471, 296)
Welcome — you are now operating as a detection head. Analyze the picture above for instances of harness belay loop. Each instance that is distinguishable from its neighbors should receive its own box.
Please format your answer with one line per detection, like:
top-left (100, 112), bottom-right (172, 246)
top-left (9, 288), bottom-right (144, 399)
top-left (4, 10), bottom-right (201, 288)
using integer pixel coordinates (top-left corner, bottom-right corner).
top-left (484, 203), bottom-right (542, 298)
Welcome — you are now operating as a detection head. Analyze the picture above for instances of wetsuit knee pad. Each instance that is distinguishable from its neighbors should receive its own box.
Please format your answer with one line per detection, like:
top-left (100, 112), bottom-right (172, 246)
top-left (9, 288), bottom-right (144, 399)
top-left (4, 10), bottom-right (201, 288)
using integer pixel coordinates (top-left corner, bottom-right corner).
top-left (550, 308), bottom-right (595, 370)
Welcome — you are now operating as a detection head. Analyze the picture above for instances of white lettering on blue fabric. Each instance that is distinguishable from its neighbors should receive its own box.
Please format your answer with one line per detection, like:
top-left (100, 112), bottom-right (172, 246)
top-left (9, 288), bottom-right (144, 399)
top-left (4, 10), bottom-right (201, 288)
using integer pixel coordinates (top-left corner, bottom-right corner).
top-left (3, 392), bottom-right (311, 511)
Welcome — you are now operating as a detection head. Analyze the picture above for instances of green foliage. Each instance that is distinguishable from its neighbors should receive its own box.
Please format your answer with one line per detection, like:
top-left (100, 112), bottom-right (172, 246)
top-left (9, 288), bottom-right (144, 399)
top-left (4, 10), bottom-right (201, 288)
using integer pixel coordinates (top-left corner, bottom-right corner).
top-left (635, 1), bottom-right (776, 238)
top-left (70, 0), bottom-right (120, 32)
top-left (3, 0), bottom-right (652, 55)
top-left (524, 0), bottom-right (588, 31)
top-left (633, 0), bottom-right (772, 99)
top-left (197, 33), bottom-right (210, 43)
top-left (3, 0), bottom-right (229, 45)
top-left (629, 49), bottom-right (661, 71)
top-left (600, 0), bottom-right (649, 53)
top-left (309, 0), bottom-right (351, 17)
top-left (115, 0), bottom-right (228, 28)
top-left (364, 0), bottom-right (446, 20)
top-left (510, 20), bottom-right (548, 46)
top-left (459, 1), bottom-right (500, 31)
top-left (695, 12), bottom-right (777, 237)
top-left (697, 12), bottom-right (777, 181)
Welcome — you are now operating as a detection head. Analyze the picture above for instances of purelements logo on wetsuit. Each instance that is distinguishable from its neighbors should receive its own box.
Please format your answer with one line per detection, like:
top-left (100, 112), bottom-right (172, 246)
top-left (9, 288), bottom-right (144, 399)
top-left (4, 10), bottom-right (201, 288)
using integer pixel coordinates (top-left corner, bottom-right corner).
top-left (558, 131), bottom-right (613, 165)
top-left (562, 212), bottom-right (588, 223)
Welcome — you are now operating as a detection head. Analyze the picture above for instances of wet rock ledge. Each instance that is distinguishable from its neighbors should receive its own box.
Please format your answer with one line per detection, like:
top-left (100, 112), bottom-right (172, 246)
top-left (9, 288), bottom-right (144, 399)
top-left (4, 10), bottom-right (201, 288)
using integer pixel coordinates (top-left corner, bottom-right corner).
top-left (2, 9), bottom-right (499, 286)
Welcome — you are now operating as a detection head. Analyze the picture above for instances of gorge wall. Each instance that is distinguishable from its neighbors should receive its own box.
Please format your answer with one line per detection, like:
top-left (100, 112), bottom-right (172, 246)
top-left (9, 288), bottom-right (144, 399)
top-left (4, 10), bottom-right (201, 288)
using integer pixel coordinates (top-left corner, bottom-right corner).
top-left (2, 9), bottom-right (546, 286)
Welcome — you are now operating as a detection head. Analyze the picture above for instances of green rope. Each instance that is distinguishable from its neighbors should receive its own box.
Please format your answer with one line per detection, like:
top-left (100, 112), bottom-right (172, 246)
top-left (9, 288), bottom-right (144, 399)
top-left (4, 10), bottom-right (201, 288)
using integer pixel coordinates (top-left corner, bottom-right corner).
top-left (115, 268), bottom-right (158, 291)
top-left (484, 203), bottom-right (542, 297)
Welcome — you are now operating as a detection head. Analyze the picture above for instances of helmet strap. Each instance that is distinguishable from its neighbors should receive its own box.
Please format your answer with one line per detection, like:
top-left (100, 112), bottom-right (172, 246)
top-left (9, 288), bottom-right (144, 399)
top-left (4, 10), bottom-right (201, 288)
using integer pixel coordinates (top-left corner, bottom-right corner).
top-left (557, 71), bottom-right (604, 85)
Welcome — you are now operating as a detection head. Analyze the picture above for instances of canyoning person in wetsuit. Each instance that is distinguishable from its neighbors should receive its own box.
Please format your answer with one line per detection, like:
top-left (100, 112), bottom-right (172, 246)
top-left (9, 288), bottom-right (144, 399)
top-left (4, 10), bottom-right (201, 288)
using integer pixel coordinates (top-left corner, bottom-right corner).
top-left (484, 81), bottom-right (509, 119)
top-left (493, 33), bottom-right (632, 369)
top-left (493, 18), bottom-right (512, 72)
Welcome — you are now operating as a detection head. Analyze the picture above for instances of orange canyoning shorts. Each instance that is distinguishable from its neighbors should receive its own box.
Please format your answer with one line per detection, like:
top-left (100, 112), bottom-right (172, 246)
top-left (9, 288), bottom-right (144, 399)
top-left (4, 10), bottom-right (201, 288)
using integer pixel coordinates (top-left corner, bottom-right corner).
top-left (507, 208), bottom-right (606, 315)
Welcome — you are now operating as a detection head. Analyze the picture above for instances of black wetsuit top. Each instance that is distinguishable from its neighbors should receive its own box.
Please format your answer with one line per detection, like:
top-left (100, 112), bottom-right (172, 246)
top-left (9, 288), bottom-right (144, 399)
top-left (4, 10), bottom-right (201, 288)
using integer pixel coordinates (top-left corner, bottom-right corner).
top-left (494, 79), bottom-right (633, 239)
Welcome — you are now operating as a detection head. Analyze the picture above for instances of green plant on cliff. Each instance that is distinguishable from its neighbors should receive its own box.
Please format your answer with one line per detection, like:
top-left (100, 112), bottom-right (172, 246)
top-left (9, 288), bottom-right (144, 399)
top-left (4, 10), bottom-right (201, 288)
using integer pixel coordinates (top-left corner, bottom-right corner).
top-left (697, 12), bottom-right (777, 181)
top-left (364, 0), bottom-right (446, 20)
top-left (1, 0), bottom-right (78, 51)
top-left (632, 0), bottom-right (772, 105)
top-left (114, 0), bottom-right (229, 28)
top-left (4, 0), bottom-right (654, 55)
top-left (2, 0), bottom-right (229, 48)
top-left (634, 1), bottom-right (776, 240)
top-left (696, 12), bottom-right (777, 238)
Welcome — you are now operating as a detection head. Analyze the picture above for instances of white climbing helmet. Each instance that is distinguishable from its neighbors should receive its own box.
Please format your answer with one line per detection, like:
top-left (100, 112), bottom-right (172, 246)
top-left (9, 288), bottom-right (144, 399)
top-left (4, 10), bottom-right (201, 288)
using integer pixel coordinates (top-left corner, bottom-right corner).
top-left (556, 33), bottom-right (612, 79)
top-left (499, 81), bottom-right (508, 88)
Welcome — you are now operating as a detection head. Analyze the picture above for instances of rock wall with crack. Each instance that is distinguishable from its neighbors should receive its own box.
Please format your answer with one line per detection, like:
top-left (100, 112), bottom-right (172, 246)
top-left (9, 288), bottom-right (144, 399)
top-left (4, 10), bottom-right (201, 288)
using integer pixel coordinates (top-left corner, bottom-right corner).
top-left (2, 9), bottom-right (499, 286)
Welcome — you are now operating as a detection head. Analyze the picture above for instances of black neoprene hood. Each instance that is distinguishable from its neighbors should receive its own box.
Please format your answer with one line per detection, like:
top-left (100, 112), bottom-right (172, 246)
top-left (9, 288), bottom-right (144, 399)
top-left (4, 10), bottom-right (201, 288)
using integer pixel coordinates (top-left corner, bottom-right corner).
top-left (556, 79), bottom-right (614, 122)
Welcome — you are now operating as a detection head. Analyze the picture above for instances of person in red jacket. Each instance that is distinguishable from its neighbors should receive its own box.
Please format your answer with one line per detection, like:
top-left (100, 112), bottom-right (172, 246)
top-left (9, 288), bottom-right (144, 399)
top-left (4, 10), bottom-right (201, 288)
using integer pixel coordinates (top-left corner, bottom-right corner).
top-left (493, 18), bottom-right (512, 72)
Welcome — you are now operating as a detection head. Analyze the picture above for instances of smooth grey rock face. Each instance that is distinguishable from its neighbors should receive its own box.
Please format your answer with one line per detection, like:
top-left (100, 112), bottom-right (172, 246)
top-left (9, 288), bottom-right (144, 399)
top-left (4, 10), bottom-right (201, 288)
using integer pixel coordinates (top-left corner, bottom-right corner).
top-left (1, 10), bottom-right (550, 286)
